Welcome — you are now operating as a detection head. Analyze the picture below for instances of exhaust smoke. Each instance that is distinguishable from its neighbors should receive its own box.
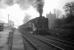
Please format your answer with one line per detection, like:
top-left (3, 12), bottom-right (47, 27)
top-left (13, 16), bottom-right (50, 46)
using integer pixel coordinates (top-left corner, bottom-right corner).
top-left (33, 0), bottom-right (44, 17)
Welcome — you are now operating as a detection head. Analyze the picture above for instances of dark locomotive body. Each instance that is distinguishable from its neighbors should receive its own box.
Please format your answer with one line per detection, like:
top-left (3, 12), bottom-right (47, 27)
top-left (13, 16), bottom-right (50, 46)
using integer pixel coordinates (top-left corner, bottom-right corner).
top-left (19, 16), bottom-right (50, 35)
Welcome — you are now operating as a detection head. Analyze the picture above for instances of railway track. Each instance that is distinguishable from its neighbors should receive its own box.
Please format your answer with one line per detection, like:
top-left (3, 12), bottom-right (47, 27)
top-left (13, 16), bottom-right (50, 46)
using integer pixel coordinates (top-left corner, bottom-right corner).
top-left (34, 35), bottom-right (74, 50)
top-left (21, 32), bottom-right (63, 50)
top-left (44, 35), bottom-right (74, 46)
top-left (20, 30), bottom-right (74, 50)
top-left (22, 34), bottom-right (60, 50)
top-left (7, 29), bottom-right (74, 50)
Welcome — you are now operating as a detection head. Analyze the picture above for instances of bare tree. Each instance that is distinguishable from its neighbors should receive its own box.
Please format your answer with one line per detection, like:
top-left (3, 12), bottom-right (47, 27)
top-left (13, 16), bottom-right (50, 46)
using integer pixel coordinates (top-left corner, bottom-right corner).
top-left (63, 2), bottom-right (74, 23)
top-left (64, 2), bottom-right (74, 16)
top-left (23, 14), bottom-right (31, 24)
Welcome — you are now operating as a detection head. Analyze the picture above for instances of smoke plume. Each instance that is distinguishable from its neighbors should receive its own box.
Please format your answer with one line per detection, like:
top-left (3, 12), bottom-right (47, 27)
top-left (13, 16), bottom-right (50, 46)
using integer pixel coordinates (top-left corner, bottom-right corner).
top-left (15, 0), bottom-right (44, 16)
top-left (33, 0), bottom-right (44, 17)
top-left (5, 0), bottom-right (14, 6)
top-left (0, 0), bottom-right (14, 8)
top-left (0, 0), bottom-right (44, 15)
top-left (0, 0), bottom-right (35, 9)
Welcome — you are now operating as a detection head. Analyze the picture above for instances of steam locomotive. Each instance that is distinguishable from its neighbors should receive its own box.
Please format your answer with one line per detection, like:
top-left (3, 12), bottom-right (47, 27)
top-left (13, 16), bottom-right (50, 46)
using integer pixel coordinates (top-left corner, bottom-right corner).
top-left (19, 16), bottom-right (50, 35)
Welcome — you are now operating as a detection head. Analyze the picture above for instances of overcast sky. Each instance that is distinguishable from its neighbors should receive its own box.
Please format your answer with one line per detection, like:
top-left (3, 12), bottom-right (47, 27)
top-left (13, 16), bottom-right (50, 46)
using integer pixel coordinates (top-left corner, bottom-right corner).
top-left (0, 0), bottom-right (74, 27)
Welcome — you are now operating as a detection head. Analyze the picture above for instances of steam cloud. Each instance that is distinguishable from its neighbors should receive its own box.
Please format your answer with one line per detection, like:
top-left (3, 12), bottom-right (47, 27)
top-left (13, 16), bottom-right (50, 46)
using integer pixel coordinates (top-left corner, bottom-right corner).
top-left (5, 0), bottom-right (14, 6)
top-left (0, 0), bottom-right (44, 15)
top-left (0, 0), bottom-right (14, 8)
top-left (34, 0), bottom-right (44, 17)
top-left (0, 0), bottom-right (36, 9)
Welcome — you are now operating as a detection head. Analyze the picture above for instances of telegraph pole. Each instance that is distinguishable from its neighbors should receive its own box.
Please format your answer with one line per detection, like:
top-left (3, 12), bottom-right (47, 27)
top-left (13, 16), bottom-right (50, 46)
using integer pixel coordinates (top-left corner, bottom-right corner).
top-left (8, 14), bottom-right (9, 23)
top-left (8, 14), bottom-right (10, 27)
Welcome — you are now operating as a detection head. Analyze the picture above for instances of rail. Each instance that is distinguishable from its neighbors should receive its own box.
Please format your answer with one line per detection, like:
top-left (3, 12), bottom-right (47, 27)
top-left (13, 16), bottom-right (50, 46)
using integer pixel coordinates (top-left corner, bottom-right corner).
top-left (21, 30), bottom-right (74, 50)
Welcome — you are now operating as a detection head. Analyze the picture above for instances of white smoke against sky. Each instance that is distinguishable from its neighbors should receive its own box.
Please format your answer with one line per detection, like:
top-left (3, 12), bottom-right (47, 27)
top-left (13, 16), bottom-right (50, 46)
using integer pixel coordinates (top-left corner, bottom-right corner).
top-left (0, 0), bottom-right (74, 11)
top-left (0, 0), bottom-right (39, 27)
top-left (0, 0), bottom-right (34, 9)
top-left (0, 0), bottom-right (74, 28)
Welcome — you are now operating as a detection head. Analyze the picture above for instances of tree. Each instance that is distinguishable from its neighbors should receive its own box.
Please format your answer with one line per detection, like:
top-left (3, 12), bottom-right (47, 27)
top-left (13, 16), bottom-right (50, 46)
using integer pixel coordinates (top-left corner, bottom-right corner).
top-left (23, 14), bottom-right (31, 24)
top-left (64, 2), bottom-right (74, 15)
top-left (64, 2), bottom-right (74, 23)
top-left (53, 2), bottom-right (74, 41)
